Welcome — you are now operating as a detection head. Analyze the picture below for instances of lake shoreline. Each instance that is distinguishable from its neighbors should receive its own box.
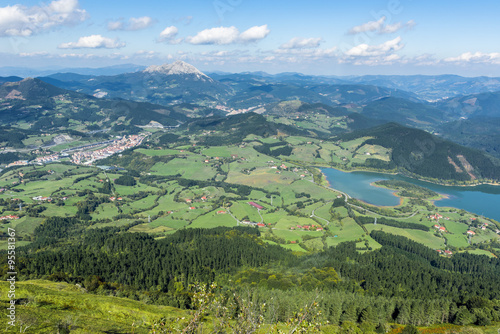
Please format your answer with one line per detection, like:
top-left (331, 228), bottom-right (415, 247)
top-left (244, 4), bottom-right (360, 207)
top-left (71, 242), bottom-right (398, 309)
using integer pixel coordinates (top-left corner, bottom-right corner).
top-left (320, 167), bottom-right (500, 222)
top-left (319, 165), bottom-right (500, 188)
top-left (369, 181), bottom-right (450, 204)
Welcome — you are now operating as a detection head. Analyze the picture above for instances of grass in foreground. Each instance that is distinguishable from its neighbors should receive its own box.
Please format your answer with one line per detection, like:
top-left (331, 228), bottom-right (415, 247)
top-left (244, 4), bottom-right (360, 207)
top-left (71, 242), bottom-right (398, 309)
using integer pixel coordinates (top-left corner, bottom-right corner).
top-left (0, 280), bottom-right (188, 333)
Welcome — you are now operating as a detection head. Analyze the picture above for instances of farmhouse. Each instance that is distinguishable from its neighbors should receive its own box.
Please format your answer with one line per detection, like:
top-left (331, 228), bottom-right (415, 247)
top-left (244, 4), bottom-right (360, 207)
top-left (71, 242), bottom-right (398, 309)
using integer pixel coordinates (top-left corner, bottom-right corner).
top-left (0, 215), bottom-right (19, 220)
top-left (33, 196), bottom-right (51, 201)
top-left (248, 202), bottom-right (264, 210)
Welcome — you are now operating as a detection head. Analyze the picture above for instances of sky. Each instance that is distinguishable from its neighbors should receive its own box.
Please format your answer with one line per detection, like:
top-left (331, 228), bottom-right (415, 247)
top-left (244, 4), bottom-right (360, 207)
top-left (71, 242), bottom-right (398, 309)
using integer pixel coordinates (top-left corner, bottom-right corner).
top-left (1, 0), bottom-right (500, 76)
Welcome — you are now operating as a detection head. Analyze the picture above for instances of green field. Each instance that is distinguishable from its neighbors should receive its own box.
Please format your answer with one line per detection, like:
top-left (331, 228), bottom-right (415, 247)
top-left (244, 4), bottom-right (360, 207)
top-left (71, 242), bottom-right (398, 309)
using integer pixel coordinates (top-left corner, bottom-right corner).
top-left (190, 210), bottom-right (238, 228)
top-left (0, 280), bottom-right (188, 334)
top-left (151, 157), bottom-right (218, 180)
top-left (366, 224), bottom-right (446, 249)
top-left (136, 148), bottom-right (185, 156)
top-left (0, 136), bottom-right (497, 257)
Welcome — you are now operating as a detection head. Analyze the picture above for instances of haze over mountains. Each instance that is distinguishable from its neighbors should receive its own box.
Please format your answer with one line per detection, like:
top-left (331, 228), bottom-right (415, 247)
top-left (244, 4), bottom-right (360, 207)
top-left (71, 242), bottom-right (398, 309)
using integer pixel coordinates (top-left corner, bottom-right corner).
top-left (1, 60), bottom-right (500, 162)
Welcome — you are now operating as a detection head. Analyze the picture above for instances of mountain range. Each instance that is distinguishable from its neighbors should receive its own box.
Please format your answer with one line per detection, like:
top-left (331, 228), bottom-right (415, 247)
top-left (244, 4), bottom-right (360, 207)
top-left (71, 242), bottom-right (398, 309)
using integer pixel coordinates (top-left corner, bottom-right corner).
top-left (2, 60), bottom-right (500, 164)
top-left (0, 77), bottom-right (189, 137)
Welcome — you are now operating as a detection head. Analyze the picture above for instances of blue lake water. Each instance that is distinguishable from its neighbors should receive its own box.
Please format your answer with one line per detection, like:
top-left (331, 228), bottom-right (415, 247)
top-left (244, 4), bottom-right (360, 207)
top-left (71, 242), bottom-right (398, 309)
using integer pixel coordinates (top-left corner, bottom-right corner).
top-left (321, 168), bottom-right (500, 221)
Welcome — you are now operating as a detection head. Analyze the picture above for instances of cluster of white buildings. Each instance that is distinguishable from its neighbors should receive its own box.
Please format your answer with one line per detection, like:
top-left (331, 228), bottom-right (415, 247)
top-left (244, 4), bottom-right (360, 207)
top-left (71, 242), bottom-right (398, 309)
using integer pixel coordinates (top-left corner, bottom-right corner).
top-left (6, 160), bottom-right (29, 168)
top-left (33, 196), bottom-right (51, 201)
top-left (71, 135), bottom-right (146, 165)
top-left (0, 215), bottom-right (19, 220)
top-left (215, 104), bottom-right (264, 115)
top-left (35, 154), bottom-right (60, 164)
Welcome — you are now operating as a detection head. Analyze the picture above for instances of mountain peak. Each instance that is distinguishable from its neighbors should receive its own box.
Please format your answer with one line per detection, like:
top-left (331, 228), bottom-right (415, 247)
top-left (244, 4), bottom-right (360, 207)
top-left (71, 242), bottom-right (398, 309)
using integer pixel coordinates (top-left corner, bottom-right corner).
top-left (144, 61), bottom-right (210, 80)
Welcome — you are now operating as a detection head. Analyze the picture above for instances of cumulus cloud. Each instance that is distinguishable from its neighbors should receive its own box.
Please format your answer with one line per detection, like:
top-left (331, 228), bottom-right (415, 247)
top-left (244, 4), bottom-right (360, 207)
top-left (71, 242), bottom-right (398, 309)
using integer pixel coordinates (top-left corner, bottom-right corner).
top-left (108, 16), bottom-right (154, 31)
top-left (344, 36), bottom-right (404, 57)
top-left (239, 25), bottom-right (270, 43)
top-left (273, 46), bottom-right (338, 61)
top-left (186, 26), bottom-right (239, 45)
top-left (158, 26), bottom-right (182, 44)
top-left (349, 16), bottom-right (415, 35)
top-left (0, 0), bottom-right (87, 37)
top-left (444, 52), bottom-right (500, 65)
top-left (19, 51), bottom-right (49, 57)
top-left (58, 35), bottom-right (125, 49)
top-left (186, 25), bottom-right (270, 45)
top-left (280, 37), bottom-right (322, 49)
top-left (107, 21), bottom-right (124, 31)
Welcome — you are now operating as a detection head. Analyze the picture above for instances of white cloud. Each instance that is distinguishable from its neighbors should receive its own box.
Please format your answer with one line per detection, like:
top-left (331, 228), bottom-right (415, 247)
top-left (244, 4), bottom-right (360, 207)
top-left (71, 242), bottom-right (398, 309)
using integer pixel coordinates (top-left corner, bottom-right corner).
top-left (349, 16), bottom-right (415, 35)
top-left (58, 35), bottom-right (125, 49)
top-left (107, 21), bottom-right (123, 31)
top-left (108, 16), bottom-right (154, 31)
top-left (239, 25), bottom-right (270, 43)
top-left (274, 47), bottom-right (337, 58)
top-left (186, 25), bottom-right (270, 45)
top-left (444, 52), bottom-right (500, 65)
top-left (344, 36), bottom-right (404, 57)
top-left (0, 0), bottom-right (87, 37)
top-left (340, 37), bottom-right (405, 66)
top-left (19, 51), bottom-right (49, 57)
top-left (158, 26), bottom-right (182, 44)
top-left (129, 17), bottom-right (154, 30)
top-left (187, 26), bottom-right (239, 45)
top-left (349, 17), bottom-right (385, 34)
top-left (280, 37), bottom-right (322, 49)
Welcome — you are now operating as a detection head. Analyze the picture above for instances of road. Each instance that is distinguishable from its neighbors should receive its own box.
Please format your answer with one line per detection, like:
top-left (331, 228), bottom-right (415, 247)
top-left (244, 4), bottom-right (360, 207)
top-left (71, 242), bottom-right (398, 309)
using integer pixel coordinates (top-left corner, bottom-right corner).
top-left (310, 207), bottom-right (331, 226)
top-left (309, 178), bottom-right (419, 220)
top-left (226, 207), bottom-right (241, 225)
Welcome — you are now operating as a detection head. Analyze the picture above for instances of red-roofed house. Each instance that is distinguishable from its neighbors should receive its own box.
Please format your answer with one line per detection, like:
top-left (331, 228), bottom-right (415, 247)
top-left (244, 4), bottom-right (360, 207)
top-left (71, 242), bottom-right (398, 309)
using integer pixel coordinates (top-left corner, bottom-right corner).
top-left (217, 210), bottom-right (226, 214)
top-left (248, 202), bottom-right (264, 210)
top-left (0, 215), bottom-right (19, 220)
top-left (467, 230), bottom-right (476, 235)
top-left (439, 226), bottom-right (446, 232)
top-left (257, 223), bottom-right (265, 227)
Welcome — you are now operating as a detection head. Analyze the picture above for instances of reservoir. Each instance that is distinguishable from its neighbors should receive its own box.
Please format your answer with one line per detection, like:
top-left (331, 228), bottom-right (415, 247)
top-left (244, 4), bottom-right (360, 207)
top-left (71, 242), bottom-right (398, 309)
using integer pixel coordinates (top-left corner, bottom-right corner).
top-left (321, 168), bottom-right (500, 222)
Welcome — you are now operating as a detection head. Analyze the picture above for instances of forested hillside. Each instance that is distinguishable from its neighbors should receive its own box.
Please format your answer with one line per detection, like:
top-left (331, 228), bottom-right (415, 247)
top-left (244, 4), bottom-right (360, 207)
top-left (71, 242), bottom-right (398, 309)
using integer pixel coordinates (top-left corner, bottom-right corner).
top-left (337, 123), bottom-right (500, 182)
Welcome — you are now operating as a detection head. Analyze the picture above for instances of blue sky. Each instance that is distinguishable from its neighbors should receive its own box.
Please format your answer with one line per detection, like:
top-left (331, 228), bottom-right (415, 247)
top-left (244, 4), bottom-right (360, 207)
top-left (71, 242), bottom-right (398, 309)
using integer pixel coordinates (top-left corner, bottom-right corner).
top-left (1, 0), bottom-right (500, 76)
